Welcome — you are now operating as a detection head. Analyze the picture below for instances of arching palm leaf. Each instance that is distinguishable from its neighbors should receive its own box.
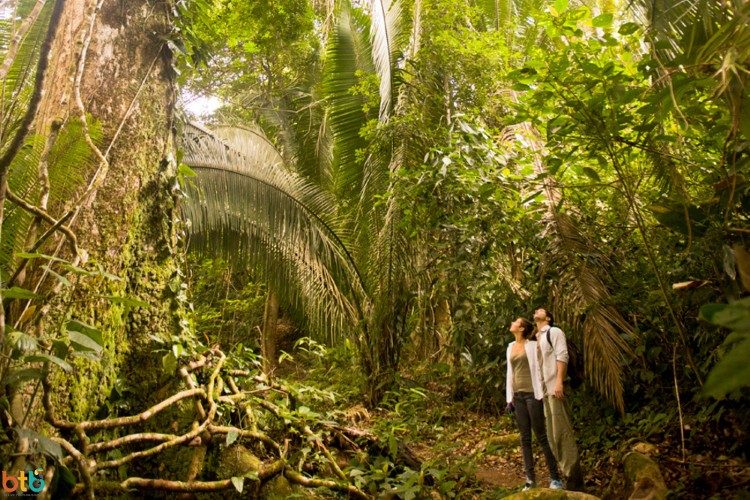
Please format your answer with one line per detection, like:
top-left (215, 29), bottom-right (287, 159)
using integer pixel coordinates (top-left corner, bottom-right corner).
top-left (370, 0), bottom-right (405, 121)
top-left (181, 123), bottom-right (369, 343)
top-left (544, 209), bottom-right (634, 413)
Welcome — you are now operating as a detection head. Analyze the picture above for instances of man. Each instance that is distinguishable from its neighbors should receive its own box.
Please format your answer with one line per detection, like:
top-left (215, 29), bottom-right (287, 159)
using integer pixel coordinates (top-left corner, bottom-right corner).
top-left (533, 307), bottom-right (582, 489)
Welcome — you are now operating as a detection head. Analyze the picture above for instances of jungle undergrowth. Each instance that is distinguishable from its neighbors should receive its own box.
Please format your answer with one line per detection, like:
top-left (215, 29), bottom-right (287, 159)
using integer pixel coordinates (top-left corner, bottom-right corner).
top-left (282, 342), bottom-right (750, 499)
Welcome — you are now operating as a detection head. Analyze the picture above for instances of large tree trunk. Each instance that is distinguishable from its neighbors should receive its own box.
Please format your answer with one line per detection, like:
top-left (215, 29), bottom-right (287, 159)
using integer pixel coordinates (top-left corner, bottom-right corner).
top-left (13, 0), bottom-right (178, 424)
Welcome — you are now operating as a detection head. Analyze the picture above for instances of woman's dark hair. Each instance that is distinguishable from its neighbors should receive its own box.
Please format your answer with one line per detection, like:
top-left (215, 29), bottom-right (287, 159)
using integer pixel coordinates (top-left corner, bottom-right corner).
top-left (518, 317), bottom-right (534, 339)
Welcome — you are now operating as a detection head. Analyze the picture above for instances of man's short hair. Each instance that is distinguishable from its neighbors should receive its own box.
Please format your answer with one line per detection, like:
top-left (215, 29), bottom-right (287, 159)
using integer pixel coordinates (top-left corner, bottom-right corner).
top-left (543, 308), bottom-right (554, 326)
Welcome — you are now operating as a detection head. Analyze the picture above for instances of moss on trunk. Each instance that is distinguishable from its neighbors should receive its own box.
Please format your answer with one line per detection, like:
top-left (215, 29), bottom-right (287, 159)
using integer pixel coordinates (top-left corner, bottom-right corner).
top-left (18, 0), bottom-right (181, 425)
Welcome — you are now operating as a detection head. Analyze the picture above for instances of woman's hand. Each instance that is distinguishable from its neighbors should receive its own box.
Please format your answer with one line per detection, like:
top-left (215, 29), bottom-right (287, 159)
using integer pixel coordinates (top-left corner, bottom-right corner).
top-left (506, 402), bottom-right (515, 414)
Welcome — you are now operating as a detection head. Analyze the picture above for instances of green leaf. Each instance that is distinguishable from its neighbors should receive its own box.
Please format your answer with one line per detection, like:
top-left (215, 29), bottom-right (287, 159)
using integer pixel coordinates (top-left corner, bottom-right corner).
top-left (592, 13), bottom-right (613, 28)
top-left (2, 286), bottom-right (41, 300)
top-left (723, 245), bottom-right (737, 280)
top-left (39, 435), bottom-right (64, 459)
top-left (66, 320), bottom-right (103, 347)
top-left (177, 163), bottom-right (197, 178)
top-left (41, 265), bottom-right (71, 287)
top-left (52, 340), bottom-right (70, 360)
top-left (388, 433), bottom-right (398, 457)
top-left (703, 338), bottom-right (750, 398)
top-left (551, 0), bottom-right (568, 16)
top-left (618, 22), bottom-right (639, 35)
top-left (162, 352), bottom-right (178, 374)
top-left (226, 428), bottom-right (239, 445)
top-left (4, 368), bottom-right (43, 388)
top-left (100, 295), bottom-right (149, 308)
top-left (7, 329), bottom-right (38, 352)
top-left (231, 476), bottom-right (243, 493)
top-left (68, 331), bottom-right (103, 353)
top-left (511, 82), bottom-right (530, 91)
top-left (14, 252), bottom-right (65, 262)
top-left (17, 428), bottom-right (63, 459)
top-left (700, 298), bottom-right (750, 331)
top-left (582, 167), bottom-right (601, 182)
top-left (740, 110), bottom-right (750, 141)
top-left (440, 480), bottom-right (457, 493)
top-left (25, 354), bottom-right (72, 372)
top-left (55, 465), bottom-right (77, 491)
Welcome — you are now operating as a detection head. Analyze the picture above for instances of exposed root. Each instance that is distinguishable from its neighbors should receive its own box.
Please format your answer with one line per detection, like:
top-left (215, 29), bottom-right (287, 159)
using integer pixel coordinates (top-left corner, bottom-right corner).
top-left (42, 348), bottom-right (376, 498)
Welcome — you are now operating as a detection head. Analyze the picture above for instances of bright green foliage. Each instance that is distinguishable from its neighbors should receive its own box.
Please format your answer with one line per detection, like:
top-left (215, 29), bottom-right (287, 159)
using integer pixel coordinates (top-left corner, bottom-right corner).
top-left (0, 0), bottom-right (53, 152)
top-left (181, 0), bottom-right (319, 114)
top-left (0, 120), bottom-right (101, 280)
top-left (179, 0), bottom-right (424, 405)
top-left (700, 298), bottom-right (750, 399)
top-left (180, 123), bottom-right (366, 344)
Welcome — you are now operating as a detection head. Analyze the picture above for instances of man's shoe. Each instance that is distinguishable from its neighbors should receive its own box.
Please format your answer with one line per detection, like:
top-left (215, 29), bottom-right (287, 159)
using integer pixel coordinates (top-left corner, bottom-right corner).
top-left (522, 481), bottom-right (536, 491)
top-left (549, 479), bottom-right (564, 490)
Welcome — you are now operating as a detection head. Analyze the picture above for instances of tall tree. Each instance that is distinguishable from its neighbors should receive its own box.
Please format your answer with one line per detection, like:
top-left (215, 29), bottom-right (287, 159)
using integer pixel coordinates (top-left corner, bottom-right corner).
top-left (0, 0), bottom-right (181, 450)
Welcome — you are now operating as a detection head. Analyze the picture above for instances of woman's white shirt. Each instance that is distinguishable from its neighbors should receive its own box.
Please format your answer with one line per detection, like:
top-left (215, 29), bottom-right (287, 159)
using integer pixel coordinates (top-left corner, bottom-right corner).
top-left (506, 340), bottom-right (544, 402)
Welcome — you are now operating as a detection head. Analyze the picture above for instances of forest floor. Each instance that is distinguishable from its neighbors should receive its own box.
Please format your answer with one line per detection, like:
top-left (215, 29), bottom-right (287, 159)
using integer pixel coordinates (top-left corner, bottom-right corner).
top-left (356, 377), bottom-right (750, 499)
top-left (280, 352), bottom-right (750, 499)
top-left (361, 380), bottom-right (575, 498)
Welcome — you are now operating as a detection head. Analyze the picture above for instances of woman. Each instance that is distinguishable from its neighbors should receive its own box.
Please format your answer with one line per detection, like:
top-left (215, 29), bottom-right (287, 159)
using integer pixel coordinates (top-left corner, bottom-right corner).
top-left (506, 317), bottom-right (564, 491)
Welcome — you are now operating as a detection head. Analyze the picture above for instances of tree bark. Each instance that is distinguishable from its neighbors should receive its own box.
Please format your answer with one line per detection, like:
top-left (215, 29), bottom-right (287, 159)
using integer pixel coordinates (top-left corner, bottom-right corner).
top-left (15, 0), bottom-right (179, 423)
top-left (261, 290), bottom-right (279, 377)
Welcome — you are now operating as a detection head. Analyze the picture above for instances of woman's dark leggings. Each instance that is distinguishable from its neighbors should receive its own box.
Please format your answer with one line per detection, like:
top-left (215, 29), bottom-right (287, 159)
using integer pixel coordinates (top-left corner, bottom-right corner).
top-left (513, 391), bottom-right (561, 482)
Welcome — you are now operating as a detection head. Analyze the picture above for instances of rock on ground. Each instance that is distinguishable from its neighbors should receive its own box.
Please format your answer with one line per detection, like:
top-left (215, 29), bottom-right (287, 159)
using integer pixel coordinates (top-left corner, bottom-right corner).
top-left (503, 487), bottom-right (600, 499)
top-left (623, 451), bottom-right (668, 500)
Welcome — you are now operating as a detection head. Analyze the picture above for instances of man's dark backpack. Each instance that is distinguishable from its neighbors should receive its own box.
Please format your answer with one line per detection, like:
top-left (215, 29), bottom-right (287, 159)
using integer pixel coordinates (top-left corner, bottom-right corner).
top-left (547, 329), bottom-right (584, 389)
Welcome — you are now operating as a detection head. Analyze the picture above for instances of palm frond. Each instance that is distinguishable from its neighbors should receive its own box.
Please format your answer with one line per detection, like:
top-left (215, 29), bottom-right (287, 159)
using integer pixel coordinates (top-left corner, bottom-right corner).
top-left (406, 0), bottom-right (422, 60)
top-left (0, 134), bottom-right (43, 279)
top-left (276, 86), bottom-right (333, 190)
top-left (47, 118), bottom-right (100, 206)
top-left (636, 0), bottom-right (734, 61)
top-left (370, 0), bottom-right (404, 121)
top-left (0, 0), bottom-right (51, 146)
top-left (0, 117), bottom-right (100, 280)
top-left (0, 0), bottom-right (45, 80)
top-left (545, 209), bottom-right (635, 413)
top-left (322, 4), bottom-right (372, 204)
top-left (181, 123), bottom-right (369, 343)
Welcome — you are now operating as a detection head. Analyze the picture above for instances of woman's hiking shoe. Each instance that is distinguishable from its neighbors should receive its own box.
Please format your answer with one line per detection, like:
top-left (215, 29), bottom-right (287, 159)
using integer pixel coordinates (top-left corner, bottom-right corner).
top-left (549, 479), bottom-right (564, 490)
top-left (522, 481), bottom-right (536, 491)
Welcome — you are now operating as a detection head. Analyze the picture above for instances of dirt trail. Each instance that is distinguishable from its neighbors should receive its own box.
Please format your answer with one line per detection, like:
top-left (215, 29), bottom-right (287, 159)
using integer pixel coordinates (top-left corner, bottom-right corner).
top-left (394, 399), bottom-right (556, 493)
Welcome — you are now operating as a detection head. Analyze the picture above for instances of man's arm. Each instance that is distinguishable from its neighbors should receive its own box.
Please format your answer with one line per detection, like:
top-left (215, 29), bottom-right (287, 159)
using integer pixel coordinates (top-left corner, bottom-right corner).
top-left (551, 327), bottom-right (569, 399)
top-left (554, 360), bottom-right (567, 399)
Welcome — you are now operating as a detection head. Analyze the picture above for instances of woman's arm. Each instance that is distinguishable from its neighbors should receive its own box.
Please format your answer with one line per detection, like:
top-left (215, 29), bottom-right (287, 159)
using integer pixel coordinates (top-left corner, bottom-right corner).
top-left (506, 343), bottom-right (514, 403)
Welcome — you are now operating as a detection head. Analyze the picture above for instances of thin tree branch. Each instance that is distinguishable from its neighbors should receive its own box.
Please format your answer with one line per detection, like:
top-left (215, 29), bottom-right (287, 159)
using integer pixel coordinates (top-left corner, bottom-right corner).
top-left (5, 185), bottom-right (78, 253)
top-left (285, 467), bottom-right (369, 499)
top-left (52, 436), bottom-right (94, 500)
